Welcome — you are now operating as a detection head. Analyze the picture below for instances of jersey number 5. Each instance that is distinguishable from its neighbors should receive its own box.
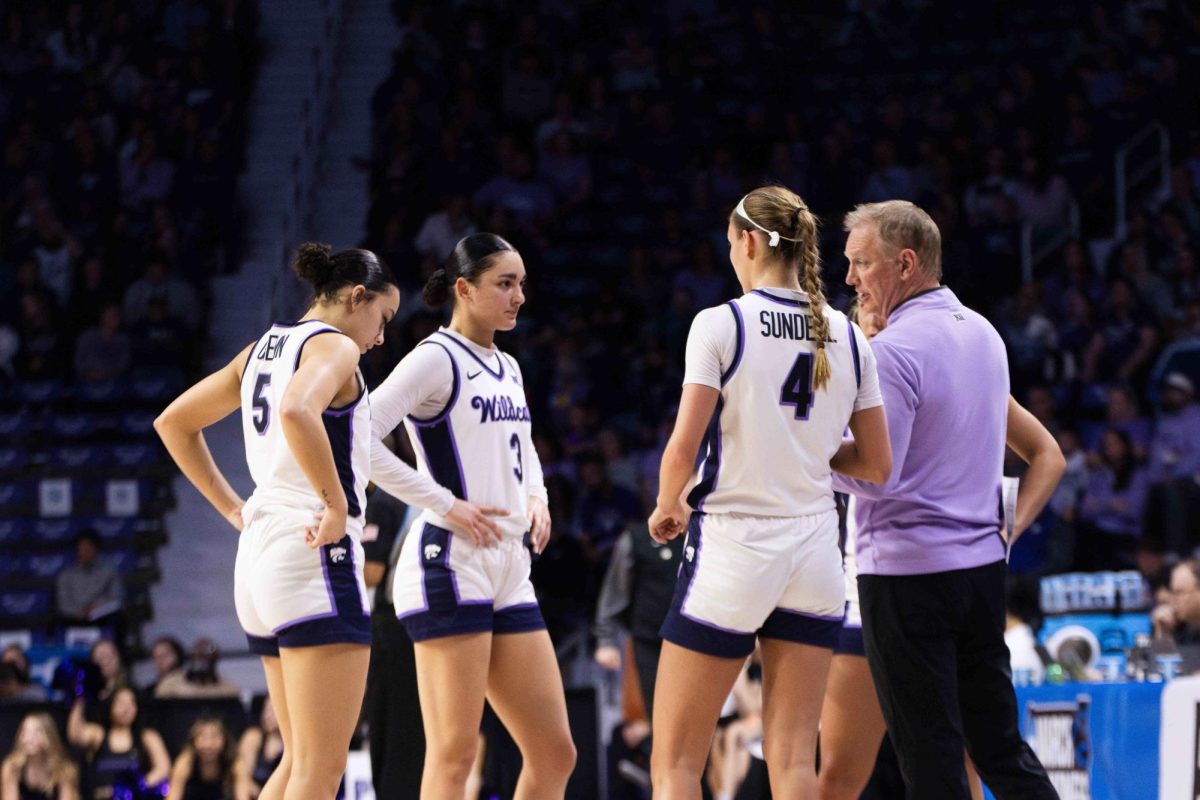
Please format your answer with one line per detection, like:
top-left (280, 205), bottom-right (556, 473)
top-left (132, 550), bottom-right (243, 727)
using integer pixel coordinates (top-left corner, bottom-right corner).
top-left (510, 433), bottom-right (524, 483)
top-left (252, 374), bottom-right (272, 434)
top-left (780, 353), bottom-right (815, 420)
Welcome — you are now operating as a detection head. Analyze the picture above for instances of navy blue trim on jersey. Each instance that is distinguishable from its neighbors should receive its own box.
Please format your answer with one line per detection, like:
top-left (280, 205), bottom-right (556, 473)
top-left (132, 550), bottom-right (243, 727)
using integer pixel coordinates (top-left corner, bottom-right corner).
top-left (293, 327), bottom-right (342, 372)
top-left (327, 371), bottom-right (366, 414)
top-left (686, 396), bottom-right (724, 511)
top-left (661, 516), bottom-right (757, 659)
top-left (434, 330), bottom-right (505, 381)
top-left (847, 319), bottom-right (862, 389)
top-left (759, 607), bottom-right (842, 649)
top-left (751, 289), bottom-right (810, 307)
top-left (407, 341), bottom-right (460, 425)
top-left (322, 406), bottom-right (361, 518)
top-left (398, 523), bottom-right (494, 641)
top-left (412, 416), bottom-right (468, 501)
top-left (245, 633), bottom-right (279, 657)
top-left (834, 624), bottom-right (866, 657)
top-left (721, 301), bottom-right (745, 385)
top-left (274, 535), bottom-right (371, 648)
top-left (495, 602), bottom-right (546, 635)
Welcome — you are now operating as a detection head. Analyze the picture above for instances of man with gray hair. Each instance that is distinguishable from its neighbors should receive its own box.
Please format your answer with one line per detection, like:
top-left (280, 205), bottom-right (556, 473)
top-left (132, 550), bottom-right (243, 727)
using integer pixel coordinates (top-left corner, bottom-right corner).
top-left (834, 200), bottom-right (1057, 798)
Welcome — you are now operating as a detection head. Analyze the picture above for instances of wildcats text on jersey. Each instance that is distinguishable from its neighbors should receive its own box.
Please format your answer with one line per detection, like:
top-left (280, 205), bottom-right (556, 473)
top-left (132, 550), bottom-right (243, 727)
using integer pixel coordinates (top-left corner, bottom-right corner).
top-left (471, 395), bottom-right (531, 423)
top-left (759, 310), bottom-right (836, 343)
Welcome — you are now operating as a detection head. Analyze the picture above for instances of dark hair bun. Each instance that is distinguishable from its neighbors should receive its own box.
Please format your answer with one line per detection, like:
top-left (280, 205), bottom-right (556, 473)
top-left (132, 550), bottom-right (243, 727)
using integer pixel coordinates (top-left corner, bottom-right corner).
top-left (292, 242), bottom-right (335, 291)
top-left (422, 267), bottom-right (450, 309)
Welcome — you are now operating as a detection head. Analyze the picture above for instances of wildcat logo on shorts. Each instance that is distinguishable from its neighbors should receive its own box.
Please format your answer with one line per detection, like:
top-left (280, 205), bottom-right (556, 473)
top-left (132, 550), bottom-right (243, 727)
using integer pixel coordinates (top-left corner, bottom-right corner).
top-left (330, 546), bottom-right (347, 564)
top-left (424, 543), bottom-right (442, 561)
top-left (685, 545), bottom-right (695, 562)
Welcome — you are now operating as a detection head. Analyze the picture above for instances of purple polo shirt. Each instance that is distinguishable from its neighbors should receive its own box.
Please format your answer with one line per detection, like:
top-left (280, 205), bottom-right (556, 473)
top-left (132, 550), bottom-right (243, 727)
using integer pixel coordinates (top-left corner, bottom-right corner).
top-left (833, 287), bottom-right (1009, 575)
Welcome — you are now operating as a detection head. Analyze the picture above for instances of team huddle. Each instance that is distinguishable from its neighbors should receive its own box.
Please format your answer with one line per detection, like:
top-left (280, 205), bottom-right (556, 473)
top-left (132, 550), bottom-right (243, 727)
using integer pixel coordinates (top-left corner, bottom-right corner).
top-left (155, 187), bottom-right (1064, 799)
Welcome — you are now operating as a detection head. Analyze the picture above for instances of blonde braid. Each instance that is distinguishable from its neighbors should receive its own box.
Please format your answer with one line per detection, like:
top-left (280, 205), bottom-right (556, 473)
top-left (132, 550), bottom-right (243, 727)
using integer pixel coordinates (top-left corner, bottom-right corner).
top-left (796, 206), bottom-right (832, 390)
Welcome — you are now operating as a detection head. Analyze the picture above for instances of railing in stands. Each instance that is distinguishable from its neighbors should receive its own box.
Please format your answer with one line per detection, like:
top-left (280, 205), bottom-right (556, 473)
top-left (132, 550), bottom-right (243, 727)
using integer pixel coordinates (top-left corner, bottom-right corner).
top-left (273, 0), bottom-right (349, 321)
top-left (1113, 122), bottom-right (1170, 242)
top-left (1019, 197), bottom-right (1080, 283)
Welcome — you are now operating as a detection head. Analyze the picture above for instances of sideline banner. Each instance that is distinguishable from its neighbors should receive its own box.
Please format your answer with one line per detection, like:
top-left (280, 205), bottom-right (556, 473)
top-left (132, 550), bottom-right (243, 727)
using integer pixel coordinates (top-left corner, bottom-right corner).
top-left (984, 681), bottom-right (1162, 800)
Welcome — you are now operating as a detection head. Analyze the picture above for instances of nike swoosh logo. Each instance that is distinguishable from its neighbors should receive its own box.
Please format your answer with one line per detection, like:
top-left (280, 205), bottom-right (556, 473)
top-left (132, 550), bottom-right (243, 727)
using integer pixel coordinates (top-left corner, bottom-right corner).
top-left (467, 370), bottom-right (482, 380)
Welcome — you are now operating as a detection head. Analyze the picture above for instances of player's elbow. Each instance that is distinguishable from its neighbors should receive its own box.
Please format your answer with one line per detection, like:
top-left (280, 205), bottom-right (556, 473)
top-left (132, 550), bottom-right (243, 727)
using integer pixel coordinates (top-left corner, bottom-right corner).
top-left (862, 449), bottom-right (893, 485)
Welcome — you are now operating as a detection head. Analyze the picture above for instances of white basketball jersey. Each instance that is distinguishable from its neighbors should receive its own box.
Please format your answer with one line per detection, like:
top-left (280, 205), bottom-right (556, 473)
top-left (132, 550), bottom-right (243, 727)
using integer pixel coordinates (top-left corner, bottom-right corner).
top-left (402, 331), bottom-right (534, 540)
top-left (240, 320), bottom-right (371, 537)
top-left (684, 288), bottom-right (882, 517)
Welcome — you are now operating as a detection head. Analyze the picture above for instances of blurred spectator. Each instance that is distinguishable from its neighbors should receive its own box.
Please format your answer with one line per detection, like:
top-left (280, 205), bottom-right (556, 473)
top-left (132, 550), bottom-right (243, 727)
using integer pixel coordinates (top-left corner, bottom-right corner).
top-left (1015, 155), bottom-right (1075, 232)
top-left (89, 639), bottom-right (129, 709)
top-left (473, 150), bottom-right (556, 233)
top-left (68, 686), bottom-right (171, 797)
top-left (1091, 384), bottom-right (1153, 459)
top-left (15, 293), bottom-right (67, 380)
top-left (118, 130), bottom-right (175, 208)
top-left (414, 194), bottom-right (477, 261)
top-left (143, 636), bottom-right (186, 697)
top-left (537, 132), bottom-right (592, 210)
top-left (1148, 372), bottom-right (1200, 481)
top-left (234, 698), bottom-right (283, 800)
top-left (1082, 278), bottom-right (1159, 385)
top-left (1, 645), bottom-right (47, 702)
top-left (593, 527), bottom-right (682, 715)
top-left (1078, 429), bottom-right (1150, 569)
top-left (122, 259), bottom-right (200, 330)
top-left (574, 452), bottom-right (641, 574)
top-left (73, 303), bottom-right (131, 383)
top-left (55, 530), bottom-right (123, 626)
top-left (996, 283), bottom-right (1058, 393)
top-left (1004, 580), bottom-right (1046, 685)
top-left (0, 712), bottom-right (79, 798)
top-left (130, 296), bottom-right (192, 368)
top-left (154, 638), bottom-right (240, 699)
top-left (166, 717), bottom-right (235, 800)
top-left (1152, 560), bottom-right (1200, 648)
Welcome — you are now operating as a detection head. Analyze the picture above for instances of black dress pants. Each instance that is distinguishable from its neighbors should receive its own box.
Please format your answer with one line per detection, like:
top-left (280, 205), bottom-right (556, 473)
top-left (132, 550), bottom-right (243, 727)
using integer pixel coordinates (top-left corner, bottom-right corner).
top-left (859, 560), bottom-right (1058, 800)
top-left (366, 605), bottom-right (425, 798)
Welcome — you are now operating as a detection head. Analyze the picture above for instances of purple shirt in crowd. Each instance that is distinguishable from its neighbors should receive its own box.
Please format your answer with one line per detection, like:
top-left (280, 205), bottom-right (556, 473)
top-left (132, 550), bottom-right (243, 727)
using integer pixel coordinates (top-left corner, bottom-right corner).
top-left (833, 287), bottom-right (1009, 575)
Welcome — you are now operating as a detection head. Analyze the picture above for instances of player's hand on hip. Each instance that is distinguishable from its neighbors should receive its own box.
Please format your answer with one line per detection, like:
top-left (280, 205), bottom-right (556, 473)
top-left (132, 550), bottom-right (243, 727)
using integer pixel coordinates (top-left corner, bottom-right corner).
top-left (649, 501), bottom-right (689, 544)
top-left (224, 503), bottom-right (245, 532)
top-left (527, 495), bottom-right (551, 554)
top-left (306, 505), bottom-right (347, 549)
top-left (446, 498), bottom-right (508, 548)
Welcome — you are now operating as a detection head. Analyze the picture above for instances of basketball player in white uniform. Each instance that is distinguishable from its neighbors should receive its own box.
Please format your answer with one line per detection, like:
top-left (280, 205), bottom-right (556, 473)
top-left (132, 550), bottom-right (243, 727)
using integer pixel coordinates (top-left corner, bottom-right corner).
top-left (647, 186), bottom-right (893, 798)
top-left (154, 244), bottom-right (399, 800)
top-left (369, 233), bottom-right (576, 799)
top-left (817, 308), bottom-right (1062, 800)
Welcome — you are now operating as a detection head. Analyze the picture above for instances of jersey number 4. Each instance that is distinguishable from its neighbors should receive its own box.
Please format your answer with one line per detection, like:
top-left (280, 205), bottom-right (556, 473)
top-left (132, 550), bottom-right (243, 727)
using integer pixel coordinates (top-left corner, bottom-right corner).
top-left (780, 353), bottom-right (815, 420)
top-left (252, 374), bottom-right (272, 434)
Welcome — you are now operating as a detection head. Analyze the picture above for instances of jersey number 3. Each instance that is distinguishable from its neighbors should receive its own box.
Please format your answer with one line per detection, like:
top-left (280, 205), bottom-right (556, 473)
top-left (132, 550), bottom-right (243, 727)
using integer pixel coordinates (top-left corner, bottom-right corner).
top-left (252, 374), bottom-right (272, 434)
top-left (509, 433), bottom-right (524, 483)
top-left (780, 353), bottom-right (815, 420)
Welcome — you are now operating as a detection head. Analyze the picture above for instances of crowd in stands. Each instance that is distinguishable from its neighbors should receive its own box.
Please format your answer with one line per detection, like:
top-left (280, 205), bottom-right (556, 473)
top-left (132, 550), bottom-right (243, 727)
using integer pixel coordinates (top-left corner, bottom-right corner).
top-left (0, 4), bottom-right (260, 795)
top-left (0, 632), bottom-right (276, 799)
top-left (0, 0), bottom-right (259, 385)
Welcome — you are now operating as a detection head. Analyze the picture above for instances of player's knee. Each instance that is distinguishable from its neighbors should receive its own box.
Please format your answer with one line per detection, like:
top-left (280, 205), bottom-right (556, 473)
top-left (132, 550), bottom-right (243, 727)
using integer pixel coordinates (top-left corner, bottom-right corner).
top-left (527, 731), bottom-right (576, 778)
top-left (817, 765), bottom-right (868, 800)
top-left (426, 734), bottom-right (479, 778)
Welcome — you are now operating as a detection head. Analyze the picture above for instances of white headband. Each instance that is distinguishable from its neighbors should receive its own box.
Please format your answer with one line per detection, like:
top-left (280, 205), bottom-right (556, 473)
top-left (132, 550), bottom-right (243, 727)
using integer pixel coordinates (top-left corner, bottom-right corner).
top-left (735, 196), bottom-right (798, 247)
